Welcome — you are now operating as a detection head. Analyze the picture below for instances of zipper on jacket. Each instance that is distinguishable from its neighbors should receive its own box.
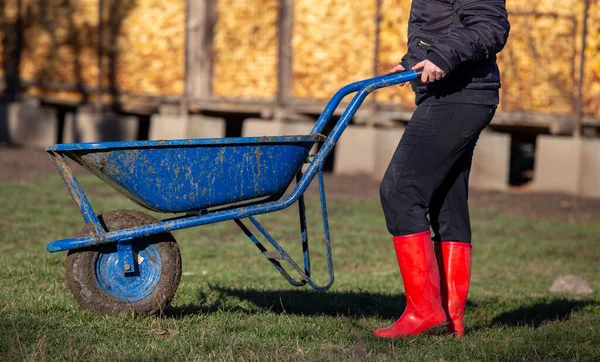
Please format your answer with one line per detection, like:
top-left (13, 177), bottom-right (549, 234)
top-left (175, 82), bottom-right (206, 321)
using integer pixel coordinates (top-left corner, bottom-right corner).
top-left (418, 40), bottom-right (432, 48)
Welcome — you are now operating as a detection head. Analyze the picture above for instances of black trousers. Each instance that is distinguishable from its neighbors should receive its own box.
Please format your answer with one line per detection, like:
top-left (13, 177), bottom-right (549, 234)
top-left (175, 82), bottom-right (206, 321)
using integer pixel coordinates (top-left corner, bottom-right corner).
top-left (380, 99), bottom-right (496, 243)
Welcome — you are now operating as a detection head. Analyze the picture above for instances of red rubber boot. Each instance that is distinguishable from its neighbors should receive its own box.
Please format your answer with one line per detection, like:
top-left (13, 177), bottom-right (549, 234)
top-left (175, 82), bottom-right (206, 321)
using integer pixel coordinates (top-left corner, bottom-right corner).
top-left (434, 241), bottom-right (472, 337)
top-left (373, 231), bottom-right (447, 338)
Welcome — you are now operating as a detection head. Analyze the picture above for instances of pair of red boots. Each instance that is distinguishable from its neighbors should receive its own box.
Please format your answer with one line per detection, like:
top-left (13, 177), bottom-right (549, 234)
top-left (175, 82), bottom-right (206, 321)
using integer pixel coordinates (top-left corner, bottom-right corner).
top-left (373, 231), bottom-right (471, 338)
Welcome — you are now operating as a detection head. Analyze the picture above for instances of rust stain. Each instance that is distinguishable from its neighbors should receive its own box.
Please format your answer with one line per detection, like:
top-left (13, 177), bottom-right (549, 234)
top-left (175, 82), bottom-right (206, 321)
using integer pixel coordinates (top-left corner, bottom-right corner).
top-left (254, 147), bottom-right (262, 177)
top-left (98, 159), bottom-right (106, 173)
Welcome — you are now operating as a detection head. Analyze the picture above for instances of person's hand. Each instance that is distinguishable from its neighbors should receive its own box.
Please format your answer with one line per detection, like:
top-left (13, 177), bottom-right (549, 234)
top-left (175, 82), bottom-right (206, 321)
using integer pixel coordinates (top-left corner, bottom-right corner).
top-left (412, 60), bottom-right (445, 83)
top-left (386, 64), bottom-right (408, 87)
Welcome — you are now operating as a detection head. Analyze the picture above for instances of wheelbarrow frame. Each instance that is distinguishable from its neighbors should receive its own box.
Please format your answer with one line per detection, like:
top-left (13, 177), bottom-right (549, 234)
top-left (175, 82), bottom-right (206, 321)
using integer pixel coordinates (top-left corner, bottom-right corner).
top-left (46, 70), bottom-right (421, 292)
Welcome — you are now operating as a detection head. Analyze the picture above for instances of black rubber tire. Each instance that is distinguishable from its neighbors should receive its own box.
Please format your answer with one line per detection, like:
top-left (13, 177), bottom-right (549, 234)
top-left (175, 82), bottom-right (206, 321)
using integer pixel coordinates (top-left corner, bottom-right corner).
top-left (65, 210), bottom-right (182, 316)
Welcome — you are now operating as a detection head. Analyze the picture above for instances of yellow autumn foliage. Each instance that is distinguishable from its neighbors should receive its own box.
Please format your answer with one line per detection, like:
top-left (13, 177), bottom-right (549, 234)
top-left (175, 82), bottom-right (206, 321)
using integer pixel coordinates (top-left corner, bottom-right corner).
top-left (212, 0), bottom-right (279, 99)
top-left (0, 0), bottom-right (597, 118)
top-left (292, 0), bottom-right (377, 100)
top-left (3, 0), bottom-right (184, 102)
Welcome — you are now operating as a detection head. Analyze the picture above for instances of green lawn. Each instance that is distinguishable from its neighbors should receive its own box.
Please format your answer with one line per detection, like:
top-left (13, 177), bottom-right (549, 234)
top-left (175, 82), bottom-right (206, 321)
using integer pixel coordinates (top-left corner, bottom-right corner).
top-left (0, 176), bottom-right (598, 361)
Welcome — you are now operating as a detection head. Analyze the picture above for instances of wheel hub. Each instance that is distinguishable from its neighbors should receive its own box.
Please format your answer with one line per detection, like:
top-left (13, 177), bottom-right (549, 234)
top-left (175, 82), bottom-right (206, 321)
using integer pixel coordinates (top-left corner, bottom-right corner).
top-left (95, 243), bottom-right (162, 302)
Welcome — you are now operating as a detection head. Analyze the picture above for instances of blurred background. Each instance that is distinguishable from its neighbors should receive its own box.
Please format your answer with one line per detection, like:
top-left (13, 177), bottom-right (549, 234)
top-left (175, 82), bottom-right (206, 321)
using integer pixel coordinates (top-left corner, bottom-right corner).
top-left (0, 0), bottom-right (599, 196)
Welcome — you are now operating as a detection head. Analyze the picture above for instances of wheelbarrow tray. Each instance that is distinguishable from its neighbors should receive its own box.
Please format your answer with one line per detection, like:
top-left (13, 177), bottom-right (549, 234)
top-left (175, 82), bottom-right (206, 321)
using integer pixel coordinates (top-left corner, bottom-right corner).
top-left (47, 135), bottom-right (325, 213)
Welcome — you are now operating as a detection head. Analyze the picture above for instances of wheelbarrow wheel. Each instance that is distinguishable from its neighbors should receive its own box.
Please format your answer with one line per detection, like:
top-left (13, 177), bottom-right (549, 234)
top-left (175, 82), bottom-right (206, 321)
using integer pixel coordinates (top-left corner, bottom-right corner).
top-left (65, 210), bottom-right (182, 316)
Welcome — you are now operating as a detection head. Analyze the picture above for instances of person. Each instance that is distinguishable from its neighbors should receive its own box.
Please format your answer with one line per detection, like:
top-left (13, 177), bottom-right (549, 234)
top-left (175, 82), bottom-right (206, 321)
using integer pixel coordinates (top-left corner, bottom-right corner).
top-left (374, 0), bottom-right (510, 338)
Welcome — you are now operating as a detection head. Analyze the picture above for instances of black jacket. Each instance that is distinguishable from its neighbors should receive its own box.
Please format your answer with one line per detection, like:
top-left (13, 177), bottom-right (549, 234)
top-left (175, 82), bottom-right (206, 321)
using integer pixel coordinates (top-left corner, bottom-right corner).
top-left (400, 0), bottom-right (510, 105)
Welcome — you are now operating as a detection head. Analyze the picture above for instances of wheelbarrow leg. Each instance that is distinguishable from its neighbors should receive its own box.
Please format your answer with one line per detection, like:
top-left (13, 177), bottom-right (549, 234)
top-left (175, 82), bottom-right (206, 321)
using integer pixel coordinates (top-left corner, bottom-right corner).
top-left (234, 218), bottom-right (307, 287)
top-left (297, 172), bottom-right (311, 278)
top-left (48, 151), bottom-right (107, 240)
top-left (233, 166), bottom-right (335, 292)
top-left (315, 166), bottom-right (334, 291)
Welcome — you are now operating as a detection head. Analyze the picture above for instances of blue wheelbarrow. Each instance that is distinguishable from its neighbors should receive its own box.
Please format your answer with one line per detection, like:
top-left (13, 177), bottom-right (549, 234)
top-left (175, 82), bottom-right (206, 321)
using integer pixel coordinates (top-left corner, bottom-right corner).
top-left (46, 70), bottom-right (421, 316)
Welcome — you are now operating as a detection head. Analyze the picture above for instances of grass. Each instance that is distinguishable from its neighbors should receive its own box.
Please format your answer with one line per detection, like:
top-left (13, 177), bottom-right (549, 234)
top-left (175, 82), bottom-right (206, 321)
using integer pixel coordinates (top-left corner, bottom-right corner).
top-left (0, 176), bottom-right (599, 361)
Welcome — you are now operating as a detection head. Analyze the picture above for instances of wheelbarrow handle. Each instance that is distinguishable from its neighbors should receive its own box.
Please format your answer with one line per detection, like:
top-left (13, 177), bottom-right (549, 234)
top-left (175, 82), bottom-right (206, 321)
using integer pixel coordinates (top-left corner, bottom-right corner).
top-left (286, 69), bottom-right (422, 205)
top-left (310, 69), bottom-right (422, 135)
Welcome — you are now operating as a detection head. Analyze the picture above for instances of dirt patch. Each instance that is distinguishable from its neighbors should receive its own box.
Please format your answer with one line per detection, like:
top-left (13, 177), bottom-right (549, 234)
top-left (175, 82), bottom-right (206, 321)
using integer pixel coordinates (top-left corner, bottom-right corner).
top-left (2, 146), bottom-right (600, 224)
top-left (0, 146), bottom-right (86, 182)
top-left (0, 147), bottom-right (57, 182)
top-left (468, 188), bottom-right (600, 224)
top-left (312, 174), bottom-right (600, 225)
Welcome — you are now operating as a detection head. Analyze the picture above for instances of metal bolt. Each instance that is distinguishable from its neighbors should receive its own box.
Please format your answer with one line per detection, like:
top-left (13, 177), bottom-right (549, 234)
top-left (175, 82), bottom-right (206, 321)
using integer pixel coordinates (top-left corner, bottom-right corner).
top-left (124, 263), bottom-right (131, 271)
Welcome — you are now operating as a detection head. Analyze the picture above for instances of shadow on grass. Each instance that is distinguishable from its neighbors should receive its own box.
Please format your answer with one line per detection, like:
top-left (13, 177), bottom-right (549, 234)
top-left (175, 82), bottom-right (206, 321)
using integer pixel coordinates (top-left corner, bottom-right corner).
top-left (164, 285), bottom-right (477, 320)
top-left (165, 286), bottom-right (598, 333)
top-left (488, 298), bottom-right (598, 328)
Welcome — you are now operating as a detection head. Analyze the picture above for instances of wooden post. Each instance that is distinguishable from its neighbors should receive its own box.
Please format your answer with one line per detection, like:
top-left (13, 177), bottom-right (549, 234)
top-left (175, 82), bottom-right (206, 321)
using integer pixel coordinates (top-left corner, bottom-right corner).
top-left (372, 0), bottom-right (382, 109)
top-left (277, 0), bottom-right (294, 107)
top-left (574, 0), bottom-right (590, 139)
top-left (186, 0), bottom-right (217, 101)
top-left (96, 0), bottom-right (104, 121)
top-left (2, 0), bottom-right (23, 101)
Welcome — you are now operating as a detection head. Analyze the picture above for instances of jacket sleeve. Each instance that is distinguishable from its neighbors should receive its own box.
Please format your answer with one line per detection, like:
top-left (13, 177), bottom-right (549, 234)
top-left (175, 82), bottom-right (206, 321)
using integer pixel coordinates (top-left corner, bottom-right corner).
top-left (426, 0), bottom-right (510, 74)
top-left (400, 54), bottom-right (410, 70)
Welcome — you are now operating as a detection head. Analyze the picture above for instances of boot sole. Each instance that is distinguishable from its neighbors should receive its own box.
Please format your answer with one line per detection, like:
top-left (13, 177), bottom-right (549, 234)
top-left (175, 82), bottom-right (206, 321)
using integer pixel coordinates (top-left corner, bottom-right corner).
top-left (371, 321), bottom-right (449, 339)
